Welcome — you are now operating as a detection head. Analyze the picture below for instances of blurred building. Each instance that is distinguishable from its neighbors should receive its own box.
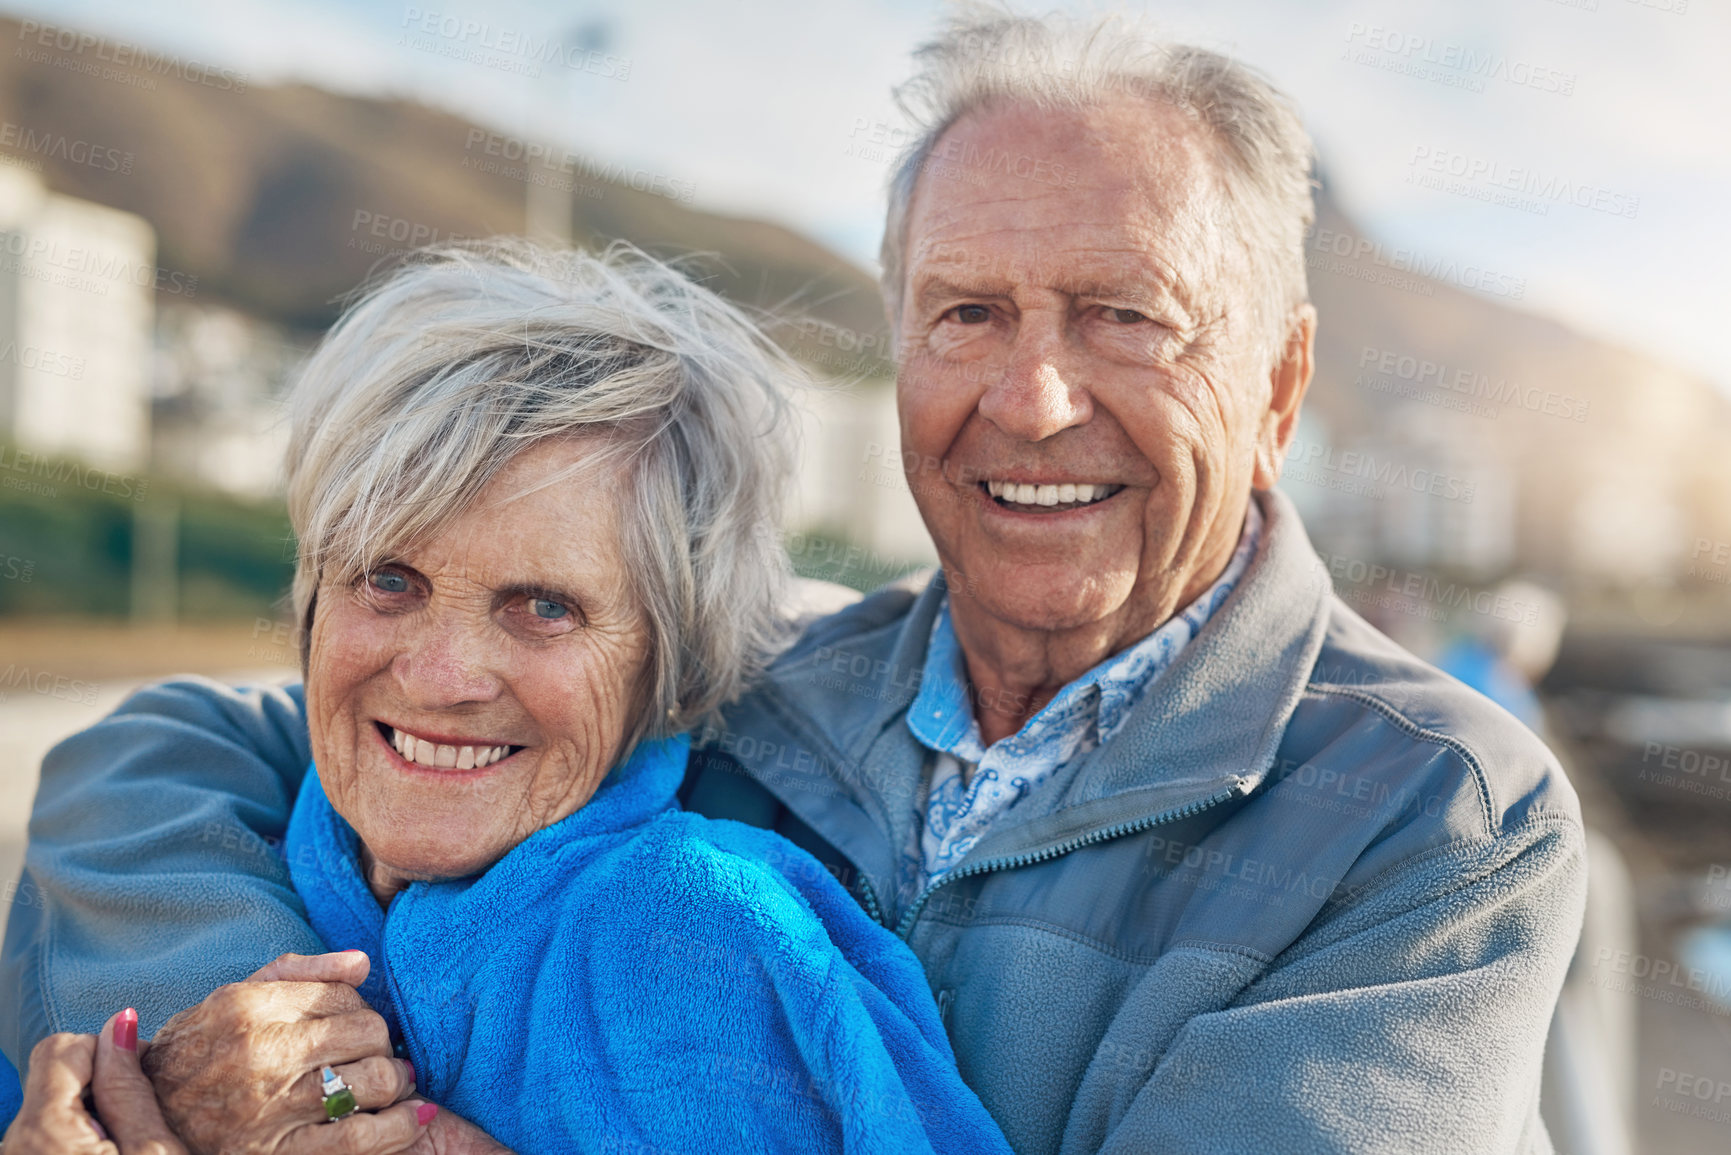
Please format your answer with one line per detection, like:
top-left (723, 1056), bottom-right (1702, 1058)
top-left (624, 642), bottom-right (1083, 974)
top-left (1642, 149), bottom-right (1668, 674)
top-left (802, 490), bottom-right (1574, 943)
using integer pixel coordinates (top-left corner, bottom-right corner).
top-left (150, 302), bottom-right (306, 499)
top-left (791, 380), bottom-right (936, 569)
top-left (1295, 191), bottom-right (1731, 611)
top-left (0, 167), bottom-right (153, 471)
top-left (1290, 353), bottom-right (1731, 594)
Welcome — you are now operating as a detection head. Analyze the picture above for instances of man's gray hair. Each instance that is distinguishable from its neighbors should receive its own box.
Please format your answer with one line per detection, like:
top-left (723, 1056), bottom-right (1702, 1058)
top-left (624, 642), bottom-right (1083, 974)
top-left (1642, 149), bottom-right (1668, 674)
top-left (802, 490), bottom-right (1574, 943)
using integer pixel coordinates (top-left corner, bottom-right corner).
top-left (881, 5), bottom-right (1317, 355)
top-left (285, 240), bottom-right (798, 742)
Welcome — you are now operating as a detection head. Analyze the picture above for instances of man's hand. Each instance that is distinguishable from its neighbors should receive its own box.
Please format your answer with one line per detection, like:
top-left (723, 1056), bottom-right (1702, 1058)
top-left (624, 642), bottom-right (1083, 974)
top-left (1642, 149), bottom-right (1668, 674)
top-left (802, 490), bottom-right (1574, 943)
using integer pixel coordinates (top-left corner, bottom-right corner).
top-left (140, 952), bottom-right (423, 1155)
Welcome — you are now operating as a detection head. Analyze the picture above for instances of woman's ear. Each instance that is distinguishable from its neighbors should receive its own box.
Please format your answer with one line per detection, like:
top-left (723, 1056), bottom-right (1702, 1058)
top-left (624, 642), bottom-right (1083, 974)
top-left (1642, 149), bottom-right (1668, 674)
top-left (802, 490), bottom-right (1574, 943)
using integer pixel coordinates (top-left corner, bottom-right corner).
top-left (299, 590), bottom-right (319, 678)
top-left (1252, 306), bottom-right (1316, 490)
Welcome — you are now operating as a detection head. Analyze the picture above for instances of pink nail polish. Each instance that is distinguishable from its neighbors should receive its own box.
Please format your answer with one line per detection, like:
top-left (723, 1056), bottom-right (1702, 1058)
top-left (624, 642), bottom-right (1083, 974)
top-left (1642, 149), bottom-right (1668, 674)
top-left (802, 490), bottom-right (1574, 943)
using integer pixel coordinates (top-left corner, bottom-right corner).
top-left (416, 1102), bottom-right (439, 1126)
top-left (404, 1060), bottom-right (416, 1085)
top-left (115, 1007), bottom-right (138, 1053)
top-left (89, 1117), bottom-right (109, 1141)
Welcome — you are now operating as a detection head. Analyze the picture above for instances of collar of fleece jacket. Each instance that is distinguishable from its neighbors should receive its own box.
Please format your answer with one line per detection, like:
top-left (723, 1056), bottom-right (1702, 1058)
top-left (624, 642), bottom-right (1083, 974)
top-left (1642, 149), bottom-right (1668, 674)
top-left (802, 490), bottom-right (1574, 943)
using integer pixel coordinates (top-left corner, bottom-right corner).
top-left (747, 488), bottom-right (1333, 892)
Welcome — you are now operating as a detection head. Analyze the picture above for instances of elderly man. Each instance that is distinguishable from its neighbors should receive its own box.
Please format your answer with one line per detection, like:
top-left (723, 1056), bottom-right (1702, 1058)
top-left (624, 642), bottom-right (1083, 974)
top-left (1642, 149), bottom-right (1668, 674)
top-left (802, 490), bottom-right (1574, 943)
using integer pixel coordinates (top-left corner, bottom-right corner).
top-left (2, 10), bottom-right (1582, 1155)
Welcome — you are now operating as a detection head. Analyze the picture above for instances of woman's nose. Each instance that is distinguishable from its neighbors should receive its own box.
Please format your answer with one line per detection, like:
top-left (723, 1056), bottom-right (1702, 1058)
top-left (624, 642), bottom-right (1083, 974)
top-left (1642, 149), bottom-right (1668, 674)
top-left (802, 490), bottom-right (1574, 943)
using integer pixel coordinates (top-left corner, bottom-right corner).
top-left (389, 622), bottom-right (504, 708)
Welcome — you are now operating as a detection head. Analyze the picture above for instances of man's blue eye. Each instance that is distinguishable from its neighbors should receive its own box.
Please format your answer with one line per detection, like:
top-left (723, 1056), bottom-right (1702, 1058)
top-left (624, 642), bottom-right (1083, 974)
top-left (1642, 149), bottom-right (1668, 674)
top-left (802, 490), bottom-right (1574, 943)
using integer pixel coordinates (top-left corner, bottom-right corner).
top-left (370, 571), bottom-right (409, 593)
top-left (1108, 308), bottom-right (1147, 324)
top-left (952, 305), bottom-right (990, 324)
top-left (530, 598), bottom-right (569, 620)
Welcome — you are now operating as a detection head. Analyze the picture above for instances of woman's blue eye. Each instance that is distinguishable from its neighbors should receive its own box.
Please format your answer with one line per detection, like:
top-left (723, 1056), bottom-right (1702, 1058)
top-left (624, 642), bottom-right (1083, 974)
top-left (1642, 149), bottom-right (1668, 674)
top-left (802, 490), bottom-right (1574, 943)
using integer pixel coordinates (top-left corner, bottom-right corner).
top-left (1108, 308), bottom-right (1147, 324)
top-left (370, 571), bottom-right (410, 593)
top-left (530, 598), bottom-right (569, 620)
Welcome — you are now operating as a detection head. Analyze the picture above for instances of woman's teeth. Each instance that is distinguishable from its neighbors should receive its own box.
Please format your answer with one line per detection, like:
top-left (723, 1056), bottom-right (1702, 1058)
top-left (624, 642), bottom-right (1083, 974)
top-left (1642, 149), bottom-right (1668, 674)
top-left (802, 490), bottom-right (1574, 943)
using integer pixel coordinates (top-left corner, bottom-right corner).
top-left (389, 727), bottom-right (512, 770)
top-left (984, 480), bottom-right (1119, 507)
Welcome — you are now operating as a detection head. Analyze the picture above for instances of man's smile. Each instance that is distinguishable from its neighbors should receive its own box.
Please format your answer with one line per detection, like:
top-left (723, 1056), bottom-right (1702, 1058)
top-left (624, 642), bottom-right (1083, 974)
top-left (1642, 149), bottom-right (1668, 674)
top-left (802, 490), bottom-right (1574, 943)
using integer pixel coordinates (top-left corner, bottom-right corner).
top-left (978, 478), bottom-right (1128, 512)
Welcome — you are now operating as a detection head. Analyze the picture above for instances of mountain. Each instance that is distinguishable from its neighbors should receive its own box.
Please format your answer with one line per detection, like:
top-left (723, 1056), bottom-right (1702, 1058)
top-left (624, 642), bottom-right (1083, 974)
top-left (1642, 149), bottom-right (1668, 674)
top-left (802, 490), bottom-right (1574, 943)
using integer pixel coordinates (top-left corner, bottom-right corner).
top-left (0, 17), bottom-right (889, 371)
top-left (1, 15), bottom-right (1725, 598)
top-left (1300, 174), bottom-right (1731, 596)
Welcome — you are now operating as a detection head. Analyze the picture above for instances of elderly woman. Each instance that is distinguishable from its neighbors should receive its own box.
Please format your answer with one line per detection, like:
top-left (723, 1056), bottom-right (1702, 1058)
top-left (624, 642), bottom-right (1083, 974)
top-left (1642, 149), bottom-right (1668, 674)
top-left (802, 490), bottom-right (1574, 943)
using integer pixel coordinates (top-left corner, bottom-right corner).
top-left (4, 243), bottom-right (1009, 1154)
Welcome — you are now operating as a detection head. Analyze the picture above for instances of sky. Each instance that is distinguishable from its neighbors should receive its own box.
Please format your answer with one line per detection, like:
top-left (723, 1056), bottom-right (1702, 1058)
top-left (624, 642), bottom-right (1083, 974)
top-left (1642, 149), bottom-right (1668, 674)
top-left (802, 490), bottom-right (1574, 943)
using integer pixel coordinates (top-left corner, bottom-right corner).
top-left (7, 0), bottom-right (1728, 393)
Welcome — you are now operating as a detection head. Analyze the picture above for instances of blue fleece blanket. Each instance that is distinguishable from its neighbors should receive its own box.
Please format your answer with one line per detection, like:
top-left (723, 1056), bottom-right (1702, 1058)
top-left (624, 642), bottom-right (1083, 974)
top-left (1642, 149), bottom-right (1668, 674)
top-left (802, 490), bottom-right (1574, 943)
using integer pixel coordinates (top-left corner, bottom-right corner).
top-left (285, 734), bottom-right (1010, 1155)
top-left (0, 1051), bottom-right (19, 1129)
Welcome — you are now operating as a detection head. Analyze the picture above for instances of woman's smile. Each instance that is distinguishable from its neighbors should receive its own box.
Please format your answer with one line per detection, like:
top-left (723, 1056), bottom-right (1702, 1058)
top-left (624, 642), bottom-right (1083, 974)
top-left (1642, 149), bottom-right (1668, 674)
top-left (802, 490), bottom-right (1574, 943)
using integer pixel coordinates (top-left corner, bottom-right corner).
top-left (372, 720), bottom-right (527, 773)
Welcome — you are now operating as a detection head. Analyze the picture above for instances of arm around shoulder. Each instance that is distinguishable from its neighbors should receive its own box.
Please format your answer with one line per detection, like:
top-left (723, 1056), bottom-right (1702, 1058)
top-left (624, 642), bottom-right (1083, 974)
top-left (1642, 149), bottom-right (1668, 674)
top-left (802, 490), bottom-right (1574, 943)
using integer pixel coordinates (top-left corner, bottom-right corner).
top-left (1, 676), bottom-right (323, 1068)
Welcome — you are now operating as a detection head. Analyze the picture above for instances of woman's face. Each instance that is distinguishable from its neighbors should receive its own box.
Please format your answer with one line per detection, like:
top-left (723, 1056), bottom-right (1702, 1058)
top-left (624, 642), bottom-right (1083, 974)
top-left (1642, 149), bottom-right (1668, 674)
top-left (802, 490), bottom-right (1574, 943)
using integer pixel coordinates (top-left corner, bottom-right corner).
top-left (306, 437), bottom-right (652, 894)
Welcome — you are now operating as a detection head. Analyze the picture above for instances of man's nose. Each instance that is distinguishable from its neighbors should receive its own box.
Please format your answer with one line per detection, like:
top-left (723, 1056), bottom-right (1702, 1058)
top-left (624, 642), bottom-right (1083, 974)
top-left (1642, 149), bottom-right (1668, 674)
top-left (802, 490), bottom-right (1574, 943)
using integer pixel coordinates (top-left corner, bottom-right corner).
top-left (977, 324), bottom-right (1092, 442)
top-left (390, 620), bottom-right (503, 708)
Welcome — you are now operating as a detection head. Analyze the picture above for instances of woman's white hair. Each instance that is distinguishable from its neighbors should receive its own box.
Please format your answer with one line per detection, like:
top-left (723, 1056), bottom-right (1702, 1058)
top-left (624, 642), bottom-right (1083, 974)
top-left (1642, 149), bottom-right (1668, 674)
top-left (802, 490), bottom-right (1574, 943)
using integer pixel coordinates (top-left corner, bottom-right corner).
top-left (286, 239), bottom-right (798, 743)
top-left (881, 4), bottom-right (1317, 359)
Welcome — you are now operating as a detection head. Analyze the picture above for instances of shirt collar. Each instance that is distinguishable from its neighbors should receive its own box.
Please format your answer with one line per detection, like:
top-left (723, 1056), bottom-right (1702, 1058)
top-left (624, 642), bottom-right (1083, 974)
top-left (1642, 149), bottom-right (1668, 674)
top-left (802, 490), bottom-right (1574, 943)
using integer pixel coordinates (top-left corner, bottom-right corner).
top-left (906, 499), bottom-right (1264, 761)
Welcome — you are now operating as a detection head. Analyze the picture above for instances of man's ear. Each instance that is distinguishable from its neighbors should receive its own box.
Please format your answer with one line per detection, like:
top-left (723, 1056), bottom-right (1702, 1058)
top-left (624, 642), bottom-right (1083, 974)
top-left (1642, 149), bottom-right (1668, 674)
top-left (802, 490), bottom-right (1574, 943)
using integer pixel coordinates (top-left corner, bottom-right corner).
top-left (1252, 305), bottom-right (1316, 489)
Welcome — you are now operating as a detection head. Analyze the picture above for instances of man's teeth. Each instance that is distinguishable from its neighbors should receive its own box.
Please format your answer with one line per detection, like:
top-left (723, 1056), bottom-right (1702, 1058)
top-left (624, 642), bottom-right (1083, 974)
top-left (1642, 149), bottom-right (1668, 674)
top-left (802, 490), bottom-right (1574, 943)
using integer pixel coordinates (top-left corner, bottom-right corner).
top-left (984, 480), bottom-right (1114, 506)
top-left (390, 727), bottom-right (511, 769)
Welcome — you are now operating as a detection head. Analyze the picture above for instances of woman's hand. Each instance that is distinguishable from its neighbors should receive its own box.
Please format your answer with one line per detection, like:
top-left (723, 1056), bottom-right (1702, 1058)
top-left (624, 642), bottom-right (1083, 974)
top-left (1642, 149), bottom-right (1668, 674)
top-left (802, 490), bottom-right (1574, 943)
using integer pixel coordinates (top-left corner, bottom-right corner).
top-left (401, 1111), bottom-right (516, 1155)
top-left (92, 1009), bottom-right (191, 1154)
top-left (139, 951), bottom-right (430, 1155)
top-left (4, 1030), bottom-right (120, 1153)
top-left (3, 1009), bottom-right (185, 1154)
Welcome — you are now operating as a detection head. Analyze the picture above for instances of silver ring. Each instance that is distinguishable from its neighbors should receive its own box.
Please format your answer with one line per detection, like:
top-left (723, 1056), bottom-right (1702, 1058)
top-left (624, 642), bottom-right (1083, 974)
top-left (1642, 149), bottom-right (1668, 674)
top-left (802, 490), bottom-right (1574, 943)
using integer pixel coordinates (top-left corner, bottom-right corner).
top-left (321, 1065), bottom-right (358, 1122)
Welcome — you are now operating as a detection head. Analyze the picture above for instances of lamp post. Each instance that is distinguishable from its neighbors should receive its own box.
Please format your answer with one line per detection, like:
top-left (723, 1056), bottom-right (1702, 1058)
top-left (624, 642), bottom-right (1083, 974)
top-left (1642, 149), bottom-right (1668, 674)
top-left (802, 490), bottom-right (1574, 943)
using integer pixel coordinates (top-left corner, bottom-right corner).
top-left (130, 494), bottom-right (178, 623)
top-left (525, 19), bottom-right (613, 246)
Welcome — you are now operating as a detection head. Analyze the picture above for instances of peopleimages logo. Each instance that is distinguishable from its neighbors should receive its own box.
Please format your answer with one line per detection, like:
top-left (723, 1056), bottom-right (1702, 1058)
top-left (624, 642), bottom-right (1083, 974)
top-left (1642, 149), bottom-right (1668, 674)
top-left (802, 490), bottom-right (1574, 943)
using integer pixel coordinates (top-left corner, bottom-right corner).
top-left (1357, 345), bottom-right (1590, 423)
top-left (15, 21), bottom-right (247, 91)
top-left (1343, 23), bottom-right (1577, 95)
top-left (1316, 552), bottom-right (1541, 625)
top-left (0, 446), bottom-right (148, 501)
top-left (0, 121), bottom-right (132, 174)
top-left (461, 130), bottom-right (696, 204)
top-left (0, 233), bottom-right (199, 297)
top-left (0, 665), bottom-right (99, 706)
top-left (0, 340), bottom-right (84, 379)
top-left (400, 9), bottom-right (631, 80)
top-left (1407, 145), bottom-right (1640, 219)
top-left (844, 117), bottom-right (913, 164)
top-left (349, 210), bottom-right (476, 255)
top-left (1306, 226), bottom-right (1526, 300)
top-left (923, 134), bottom-right (1080, 190)
top-left (1283, 439), bottom-right (1477, 504)
top-left (1690, 538), bottom-right (1731, 586)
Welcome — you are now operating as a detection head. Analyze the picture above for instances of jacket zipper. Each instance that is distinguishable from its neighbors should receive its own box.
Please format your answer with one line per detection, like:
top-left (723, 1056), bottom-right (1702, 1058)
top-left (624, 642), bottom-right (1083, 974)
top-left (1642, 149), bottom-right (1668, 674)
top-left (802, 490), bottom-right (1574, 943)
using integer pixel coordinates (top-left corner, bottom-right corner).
top-left (892, 782), bottom-right (1248, 940)
top-left (857, 875), bottom-right (886, 926)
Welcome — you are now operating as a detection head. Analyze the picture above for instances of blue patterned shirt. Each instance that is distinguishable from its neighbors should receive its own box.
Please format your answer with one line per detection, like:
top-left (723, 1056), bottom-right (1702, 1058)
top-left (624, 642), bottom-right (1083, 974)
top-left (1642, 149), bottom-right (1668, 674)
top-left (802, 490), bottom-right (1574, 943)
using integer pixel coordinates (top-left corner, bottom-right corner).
top-left (899, 501), bottom-right (1264, 907)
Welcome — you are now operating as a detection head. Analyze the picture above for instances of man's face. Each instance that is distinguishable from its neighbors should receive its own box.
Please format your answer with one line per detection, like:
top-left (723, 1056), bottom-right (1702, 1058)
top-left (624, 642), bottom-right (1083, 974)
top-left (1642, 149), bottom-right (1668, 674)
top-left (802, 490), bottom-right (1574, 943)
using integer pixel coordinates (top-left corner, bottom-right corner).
top-left (896, 95), bottom-right (1307, 646)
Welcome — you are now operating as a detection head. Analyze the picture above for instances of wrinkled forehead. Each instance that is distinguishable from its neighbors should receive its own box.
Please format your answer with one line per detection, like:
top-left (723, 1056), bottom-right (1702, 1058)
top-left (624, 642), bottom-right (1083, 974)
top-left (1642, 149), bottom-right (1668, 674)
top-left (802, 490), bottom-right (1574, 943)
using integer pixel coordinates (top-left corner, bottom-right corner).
top-left (903, 94), bottom-right (1232, 302)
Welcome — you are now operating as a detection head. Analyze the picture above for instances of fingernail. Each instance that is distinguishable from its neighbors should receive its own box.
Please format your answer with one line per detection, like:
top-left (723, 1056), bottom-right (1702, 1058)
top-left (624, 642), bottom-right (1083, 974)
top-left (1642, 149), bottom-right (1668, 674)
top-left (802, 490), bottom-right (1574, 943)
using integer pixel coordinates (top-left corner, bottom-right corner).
top-left (404, 1059), bottom-right (415, 1085)
top-left (115, 1007), bottom-right (138, 1053)
top-left (416, 1102), bottom-right (438, 1126)
top-left (89, 1117), bottom-right (109, 1141)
